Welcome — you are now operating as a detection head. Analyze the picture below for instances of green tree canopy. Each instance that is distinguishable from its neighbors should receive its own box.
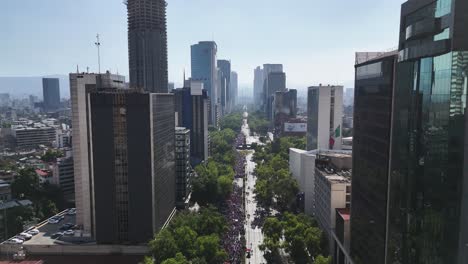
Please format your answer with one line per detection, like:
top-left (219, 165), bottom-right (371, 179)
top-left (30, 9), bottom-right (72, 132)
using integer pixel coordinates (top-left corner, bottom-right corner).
top-left (149, 229), bottom-right (179, 264)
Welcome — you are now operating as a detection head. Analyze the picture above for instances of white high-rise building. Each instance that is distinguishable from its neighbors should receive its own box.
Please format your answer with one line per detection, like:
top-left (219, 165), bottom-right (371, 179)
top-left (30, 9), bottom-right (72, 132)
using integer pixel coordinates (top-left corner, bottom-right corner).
top-left (307, 85), bottom-right (343, 151)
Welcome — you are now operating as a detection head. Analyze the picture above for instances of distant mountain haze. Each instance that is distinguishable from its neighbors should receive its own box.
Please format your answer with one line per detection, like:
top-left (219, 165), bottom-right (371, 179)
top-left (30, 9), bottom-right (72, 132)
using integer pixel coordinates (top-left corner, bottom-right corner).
top-left (0, 75), bottom-right (69, 99)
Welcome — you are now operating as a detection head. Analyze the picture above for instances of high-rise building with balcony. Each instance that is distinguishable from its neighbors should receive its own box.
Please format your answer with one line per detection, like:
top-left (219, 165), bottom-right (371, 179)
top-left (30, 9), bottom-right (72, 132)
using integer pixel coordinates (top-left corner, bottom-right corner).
top-left (127, 0), bottom-right (168, 92)
top-left (175, 127), bottom-right (192, 209)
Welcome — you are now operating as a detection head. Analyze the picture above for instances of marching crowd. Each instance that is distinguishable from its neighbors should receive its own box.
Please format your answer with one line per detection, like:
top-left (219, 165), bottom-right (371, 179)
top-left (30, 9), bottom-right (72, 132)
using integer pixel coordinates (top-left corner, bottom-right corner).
top-left (221, 133), bottom-right (247, 264)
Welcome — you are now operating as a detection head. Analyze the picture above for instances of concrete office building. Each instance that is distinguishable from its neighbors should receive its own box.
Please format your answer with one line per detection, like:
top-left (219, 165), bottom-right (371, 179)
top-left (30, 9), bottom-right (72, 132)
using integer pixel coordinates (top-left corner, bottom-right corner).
top-left (289, 149), bottom-right (352, 217)
top-left (70, 73), bottom-right (176, 244)
top-left (127, 0), bottom-right (168, 92)
top-left (334, 208), bottom-right (353, 264)
top-left (191, 41), bottom-right (218, 125)
top-left (253, 66), bottom-right (264, 109)
top-left (314, 153), bottom-right (352, 253)
top-left (175, 127), bottom-right (192, 209)
top-left (0, 180), bottom-right (11, 201)
top-left (230, 71), bottom-right (238, 110)
top-left (53, 155), bottom-right (75, 202)
top-left (307, 85), bottom-right (343, 151)
top-left (70, 72), bottom-right (126, 238)
top-left (42, 78), bottom-right (61, 111)
top-left (12, 125), bottom-right (56, 149)
top-left (386, 0), bottom-right (468, 263)
top-left (88, 90), bottom-right (175, 244)
top-left (350, 51), bottom-right (397, 264)
top-left (173, 81), bottom-right (210, 165)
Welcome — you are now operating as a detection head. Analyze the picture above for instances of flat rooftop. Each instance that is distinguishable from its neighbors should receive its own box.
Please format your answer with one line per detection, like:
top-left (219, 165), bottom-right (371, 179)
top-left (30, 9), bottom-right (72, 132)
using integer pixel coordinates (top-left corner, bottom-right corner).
top-left (337, 208), bottom-right (351, 221)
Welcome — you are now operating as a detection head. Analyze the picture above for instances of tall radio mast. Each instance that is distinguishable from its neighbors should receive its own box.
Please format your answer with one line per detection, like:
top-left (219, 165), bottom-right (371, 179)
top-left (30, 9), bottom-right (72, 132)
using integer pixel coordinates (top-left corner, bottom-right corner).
top-left (95, 34), bottom-right (101, 74)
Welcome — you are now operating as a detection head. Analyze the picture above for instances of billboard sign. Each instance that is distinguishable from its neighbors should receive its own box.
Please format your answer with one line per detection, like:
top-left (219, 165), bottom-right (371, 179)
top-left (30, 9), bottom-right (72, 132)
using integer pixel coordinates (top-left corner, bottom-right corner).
top-left (284, 123), bottom-right (307, 133)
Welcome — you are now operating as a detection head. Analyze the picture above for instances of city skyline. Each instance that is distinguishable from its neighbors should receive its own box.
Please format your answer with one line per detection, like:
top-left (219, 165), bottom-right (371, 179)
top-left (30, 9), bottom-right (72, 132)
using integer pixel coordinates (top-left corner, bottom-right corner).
top-left (1, 0), bottom-right (404, 89)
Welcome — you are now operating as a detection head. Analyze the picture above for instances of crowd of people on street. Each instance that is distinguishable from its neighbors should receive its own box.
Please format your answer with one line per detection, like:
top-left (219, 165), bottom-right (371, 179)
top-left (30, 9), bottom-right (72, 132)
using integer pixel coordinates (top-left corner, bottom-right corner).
top-left (221, 133), bottom-right (247, 264)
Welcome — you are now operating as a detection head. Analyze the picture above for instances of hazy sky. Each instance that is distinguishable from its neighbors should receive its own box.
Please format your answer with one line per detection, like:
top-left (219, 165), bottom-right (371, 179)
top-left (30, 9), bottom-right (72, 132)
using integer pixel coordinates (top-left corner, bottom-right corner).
top-left (1, 0), bottom-right (405, 89)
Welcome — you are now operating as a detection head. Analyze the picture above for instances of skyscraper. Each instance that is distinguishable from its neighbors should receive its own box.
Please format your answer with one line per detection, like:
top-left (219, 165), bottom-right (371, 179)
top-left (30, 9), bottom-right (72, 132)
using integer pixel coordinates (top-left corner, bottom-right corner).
top-left (230, 71), bottom-right (238, 109)
top-left (217, 60), bottom-right (231, 113)
top-left (386, 0), bottom-right (468, 263)
top-left (70, 72), bottom-right (126, 237)
top-left (42, 78), bottom-right (60, 111)
top-left (262, 64), bottom-right (284, 112)
top-left (127, 0), bottom-right (168, 93)
top-left (307, 85), bottom-right (343, 151)
top-left (254, 66), bottom-right (264, 109)
top-left (266, 72), bottom-right (286, 120)
top-left (191, 41), bottom-right (218, 124)
top-left (70, 72), bottom-right (176, 243)
top-left (350, 51), bottom-right (398, 264)
top-left (173, 81), bottom-right (210, 166)
top-left (274, 89), bottom-right (297, 136)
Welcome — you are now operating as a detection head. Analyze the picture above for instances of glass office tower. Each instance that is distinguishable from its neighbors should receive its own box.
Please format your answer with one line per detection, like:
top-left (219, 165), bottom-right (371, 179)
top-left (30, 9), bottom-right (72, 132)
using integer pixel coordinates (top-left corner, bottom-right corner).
top-left (387, 0), bottom-right (468, 263)
top-left (350, 52), bottom-right (397, 264)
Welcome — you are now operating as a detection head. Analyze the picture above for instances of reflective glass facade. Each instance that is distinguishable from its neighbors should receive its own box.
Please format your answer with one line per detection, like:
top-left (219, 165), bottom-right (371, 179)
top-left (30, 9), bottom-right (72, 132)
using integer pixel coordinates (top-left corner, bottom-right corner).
top-left (351, 54), bottom-right (397, 264)
top-left (387, 0), bottom-right (468, 263)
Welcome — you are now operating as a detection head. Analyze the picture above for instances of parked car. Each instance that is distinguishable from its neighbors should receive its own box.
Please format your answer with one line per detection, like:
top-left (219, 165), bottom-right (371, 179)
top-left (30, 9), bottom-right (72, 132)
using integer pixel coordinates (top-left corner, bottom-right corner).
top-left (18, 233), bottom-right (32, 240)
top-left (8, 238), bottom-right (23, 244)
top-left (51, 232), bottom-right (64, 239)
top-left (64, 230), bottom-right (74, 236)
top-left (13, 236), bottom-right (25, 242)
top-left (27, 229), bottom-right (39, 236)
top-left (48, 218), bottom-right (59, 224)
top-left (60, 223), bottom-right (74, 231)
top-left (67, 208), bottom-right (76, 215)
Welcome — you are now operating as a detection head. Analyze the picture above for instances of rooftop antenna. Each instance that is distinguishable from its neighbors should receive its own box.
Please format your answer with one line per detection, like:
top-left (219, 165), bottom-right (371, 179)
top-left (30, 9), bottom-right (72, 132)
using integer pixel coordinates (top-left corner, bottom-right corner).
top-left (76, 65), bottom-right (79, 74)
top-left (86, 67), bottom-right (89, 73)
top-left (95, 34), bottom-right (101, 74)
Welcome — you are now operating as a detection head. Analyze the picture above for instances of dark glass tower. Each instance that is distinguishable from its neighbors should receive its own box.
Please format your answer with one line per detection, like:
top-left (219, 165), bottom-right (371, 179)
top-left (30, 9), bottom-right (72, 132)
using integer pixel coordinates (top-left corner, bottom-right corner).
top-left (88, 90), bottom-right (175, 244)
top-left (217, 60), bottom-right (231, 113)
top-left (350, 52), bottom-right (397, 264)
top-left (387, 0), bottom-right (468, 263)
top-left (42, 78), bottom-right (60, 111)
top-left (127, 0), bottom-right (168, 93)
top-left (173, 82), bottom-right (210, 166)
